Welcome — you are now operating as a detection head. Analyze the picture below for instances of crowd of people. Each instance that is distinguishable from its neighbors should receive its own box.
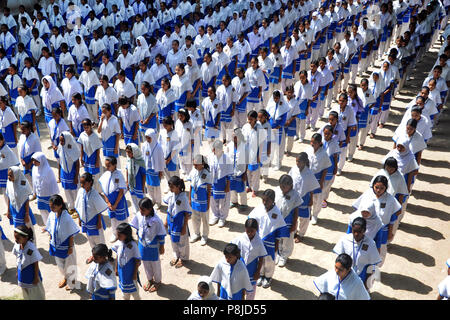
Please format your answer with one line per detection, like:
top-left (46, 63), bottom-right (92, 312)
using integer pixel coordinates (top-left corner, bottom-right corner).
top-left (0, 0), bottom-right (449, 300)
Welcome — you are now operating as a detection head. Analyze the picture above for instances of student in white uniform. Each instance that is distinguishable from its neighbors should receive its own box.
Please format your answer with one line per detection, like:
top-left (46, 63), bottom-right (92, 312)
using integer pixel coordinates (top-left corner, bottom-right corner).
top-left (45, 195), bottom-right (80, 291)
top-left (313, 253), bottom-right (370, 300)
top-left (79, 60), bottom-right (101, 124)
top-left (248, 189), bottom-right (289, 289)
top-left (210, 243), bottom-right (253, 300)
top-left (187, 276), bottom-right (219, 300)
top-left (437, 259), bottom-right (450, 300)
top-left (267, 90), bottom-right (289, 171)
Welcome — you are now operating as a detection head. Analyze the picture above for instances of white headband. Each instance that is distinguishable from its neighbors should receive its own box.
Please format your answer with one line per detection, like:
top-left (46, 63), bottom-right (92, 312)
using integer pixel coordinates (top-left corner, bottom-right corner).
top-left (14, 228), bottom-right (29, 237)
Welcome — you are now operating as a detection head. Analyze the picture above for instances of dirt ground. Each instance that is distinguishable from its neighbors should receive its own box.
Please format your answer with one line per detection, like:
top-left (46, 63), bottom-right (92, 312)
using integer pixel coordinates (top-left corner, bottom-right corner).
top-left (0, 36), bottom-right (449, 301)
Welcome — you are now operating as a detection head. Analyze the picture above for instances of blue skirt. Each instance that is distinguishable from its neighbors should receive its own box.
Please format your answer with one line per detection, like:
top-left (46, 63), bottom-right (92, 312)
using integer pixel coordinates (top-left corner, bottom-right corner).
top-left (123, 122), bottom-right (139, 146)
top-left (247, 87), bottom-right (261, 104)
top-left (269, 67), bottom-right (281, 84)
top-left (202, 78), bottom-right (216, 98)
top-left (106, 190), bottom-right (129, 220)
top-left (102, 135), bottom-right (118, 158)
top-left (281, 62), bottom-right (294, 79)
top-left (83, 151), bottom-right (100, 175)
top-left (146, 168), bottom-right (160, 187)
top-left (37, 196), bottom-right (51, 212)
top-left (230, 173), bottom-right (245, 193)
top-left (60, 161), bottom-right (78, 190)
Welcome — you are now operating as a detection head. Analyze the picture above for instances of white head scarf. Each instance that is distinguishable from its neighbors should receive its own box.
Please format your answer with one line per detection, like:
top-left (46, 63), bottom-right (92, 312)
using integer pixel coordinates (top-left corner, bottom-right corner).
top-left (40, 75), bottom-right (64, 109)
top-left (57, 131), bottom-right (81, 172)
top-left (126, 143), bottom-right (146, 189)
top-left (185, 54), bottom-right (201, 81)
top-left (349, 201), bottom-right (383, 241)
top-left (383, 136), bottom-right (419, 175)
top-left (0, 142), bottom-right (19, 170)
top-left (6, 166), bottom-right (33, 211)
top-left (368, 72), bottom-right (385, 98)
top-left (31, 152), bottom-right (59, 197)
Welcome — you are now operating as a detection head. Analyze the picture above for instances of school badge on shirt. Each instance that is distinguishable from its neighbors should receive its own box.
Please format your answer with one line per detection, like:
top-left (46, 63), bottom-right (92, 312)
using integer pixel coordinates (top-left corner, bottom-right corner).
top-left (271, 213), bottom-right (277, 219)
top-left (285, 195), bottom-right (290, 200)
top-left (68, 144), bottom-right (72, 149)
top-left (176, 200), bottom-right (182, 205)
top-left (362, 244), bottom-right (368, 251)
top-left (21, 180), bottom-right (26, 185)
top-left (380, 202), bottom-right (386, 209)
top-left (201, 173), bottom-right (206, 179)
top-left (214, 104), bottom-right (218, 109)
top-left (105, 268), bottom-right (112, 276)
top-left (27, 249), bottom-right (33, 256)
top-left (115, 178), bottom-right (119, 184)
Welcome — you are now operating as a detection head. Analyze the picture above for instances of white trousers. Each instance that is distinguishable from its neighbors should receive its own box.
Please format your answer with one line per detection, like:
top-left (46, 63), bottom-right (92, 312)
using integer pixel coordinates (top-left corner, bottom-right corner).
top-left (230, 190), bottom-right (247, 206)
top-left (297, 216), bottom-right (310, 237)
top-left (379, 109), bottom-right (389, 124)
top-left (131, 195), bottom-right (141, 215)
top-left (171, 232), bottom-right (189, 260)
top-left (122, 281), bottom-right (141, 300)
top-left (260, 255), bottom-right (275, 279)
top-left (247, 102), bottom-right (261, 113)
top-left (210, 194), bottom-right (231, 220)
top-left (55, 248), bottom-right (78, 289)
top-left (40, 209), bottom-right (49, 226)
top-left (350, 63), bottom-right (358, 84)
top-left (21, 281), bottom-right (46, 300)
top-left (278, 231), bottom-right (295, 259)
top-left (247, 169), bottom-right (260, 192)
top-left (312, 192), bottom-right (323, 219)
top-left (86, 102), bottom-right (99, 124)
top-left (0, 237), bottom-right (6, 275)
top-left (179, 154), bottom-right (193, 177)
top-left (147, 185), bottom-right (162, 206)
top-left (369, 113), bottom-right (381, 135)
top-left (142, 260), bottom-right (162, 283)
top-left (191, 209), bottom-right (209, 239)
top-left (286, 136), bottom-right (294, 153)
top-left (235, 111), bottom-right (247, 128)
top-left (64, 189), bottom-right (77, 211)
top-left (338, 146), bottom-right (347, 171)
top-left (322, 177), bottom-right (335, 202)
top-left (348, 135), bottom-right (358, 159)
top-left (261, 158), bottom-right (270, 177)
top-left (359, 126), bottom-right (370, 146)
top-left (270, 130), bottom-right (284, 168)
top-left (245, 284), bottom-right (257, 300)
top-left (87, 228), bottom-right (106, 248)
top-left (307, 106), bottom-right (320, 129)
top-left (296, 118), bottom-right (306, 140)
top-left (110, 217), bottom-right (127, 237)
top-left (378, 244), bottom-right (388, 268)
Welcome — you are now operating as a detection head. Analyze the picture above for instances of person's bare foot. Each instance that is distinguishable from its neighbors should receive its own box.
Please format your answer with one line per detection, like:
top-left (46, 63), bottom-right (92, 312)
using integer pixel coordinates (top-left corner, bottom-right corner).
top-left (149, 282), bottom-right (161, 292)
top-left (369, 133), bottom-right (375, 139)
top-left (358, 145), bottom-right (364, 150)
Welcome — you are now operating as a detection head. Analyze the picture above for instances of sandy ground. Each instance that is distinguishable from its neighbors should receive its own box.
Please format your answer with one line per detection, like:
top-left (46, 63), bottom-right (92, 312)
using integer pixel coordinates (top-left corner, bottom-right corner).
top-left (0, 36), bottom-right (449, 301)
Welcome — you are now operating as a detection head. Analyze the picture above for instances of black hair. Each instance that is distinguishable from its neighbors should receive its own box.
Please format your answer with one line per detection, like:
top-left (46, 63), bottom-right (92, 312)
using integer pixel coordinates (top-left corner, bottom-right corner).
top-left (0, 132), bottom-right (3, 141)
top-left (100, 75), bottom-right (109, 82)
top-left (82, 118), bottom-right (93, 126)
top-left (297, 152), bottom-right (310, 167)
top-left (335, 253), bottom-right (352, 270)
top-left (106, 156), bottom-right (118, 166)
top-left (168, 175), bottom-right (185, 192)
top-left (141, 81), bottom-right (152, 90)
top-left (116, 223), bottom-right (134, 244)
top-left (162, 116), bottom-right (175, 126)
top-left (311, 133), bottom-right (322, 144)
top-left (178, 108), bottom-right (190, 123)
top-left (92, 244), bottom-right (114, 262)
top-left (406, 118), bottom-right (418, 129)
top-left (279, 174), bottom-right (293, 187)
top-left (52, 107), bottom-right (64, 119)
top-left (138, 197), bottom-right (155, 216)
top-left (372, 175), bottom-right (388, 190)
top-left (101, 103), bottom-right (112, 112)
top-left (411, 105), bottom-right (422, 113)
top-left (72, 92), bottom-right (82, 101)
top-left (186, 100), bottom-right (197, 109)
top-left (118, 96), bottom-right (129, 105)
top-left (258, 109), bottom-right (270, 119)
top-left (15, 225), bottom-right (34, 242)
top-left (262, 189), bottom-right (276, 201)
top-left (20, 120), bottom-right (33, 132)
top-left (81, 172), bottom-right (94, 186)
top-left (49, 194), bottom-right (68, 212)
top-left (198, 281), bottom-right (210, 291)
top-left (223, 243), bottom-right (240, 258)
top-left (323, 124), bottom-right (333, 133)
top-left (245, 218), bottom-right (259, 230)
top-left (247, 110), bottom-right (258, 119)
top-left (383, 157), bottom-right (398, 171)
top-left (352, 217), bottom-right (367, 231)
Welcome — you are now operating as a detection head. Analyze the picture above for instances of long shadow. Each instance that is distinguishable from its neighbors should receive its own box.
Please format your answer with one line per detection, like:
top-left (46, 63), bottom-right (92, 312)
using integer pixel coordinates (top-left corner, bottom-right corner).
top-left (47, 158), bottom-right (58, 169)
top-left (351, 158), bottom-right (381, 169)
top-left (300, 236), bottom-right (335, 252)
top-left (38, 248), bottom-right (57, 265)
top-left (411, 189), bottom-right (450, 206)
top-left (371, 134), bottom-right (397, 143)
top-left (184, 260), bottom-right (214, 277)
top-left (331, 188), bottom-right (362, 201)
top-left (380, 271), bottom-right (433, 295)
top-left (341, 171), bottom-right (376, 183)
top-left (326, 201), bottom-right (354, 215)
top-left (285, 258), bottom-right (328, 277)
top-left (270, 278), bottom-right (317, 300)
top-left (415, 172), bottom-right (450, 186)
top-left (316, 218), bottom-right (348, 233)
top-left (406, 203), bottom-right (450, 222)
top-left (361, 145), bottom-right (391, 156)
top-left (398, 222), bottom-right (445, 241)
top-left (0, 267), bottom-right (18, 285)
top-left (370, 291), bottom-right (397, 300)
top-left (205, 237), bottom-right (230, 252)
top-left (419, 158), bottom-right (450, 169)
top-left (224, 220), bottom-right (244, 233)
top-left (387, 243), bottom-right (435, 267)
top-left (156, 283), bottom-right (193, 300)
top-left (74, 232), bottom-right (88, 245)
top-left (3, 238), bottom-right (14, 251)
top-left (69, 282), bottom-right (91, 300)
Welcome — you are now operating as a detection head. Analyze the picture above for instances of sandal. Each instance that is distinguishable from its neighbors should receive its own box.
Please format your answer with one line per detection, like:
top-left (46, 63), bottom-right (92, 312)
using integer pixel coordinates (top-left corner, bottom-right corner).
top-left (175, 260), bottom-right (184, 268)
top-left (170, 258), bottom-right (179, 267)
top-left (149, 282), bottom-right (161, 292)
top-left (58, 278), bottom-right (67, 288)
top-left (143, 280), bottom-right (153, 292)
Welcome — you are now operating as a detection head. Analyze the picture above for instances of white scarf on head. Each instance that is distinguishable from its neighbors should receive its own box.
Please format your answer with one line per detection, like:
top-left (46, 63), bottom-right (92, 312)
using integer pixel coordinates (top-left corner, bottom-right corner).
top-left (0, 143), bottom-right (19, 170)
top-left (6, 166), bottom-right (33, 211)
top-left (349, 199), bottom-right (383, 240)
top-left (185, 54), bottom-right (201, 81)
top-left (40, 75), bottom-right (64, 109)
top-left (57, 131), bottom-right (81, 173)
top-left (353, 188), bottom-right (402, 226)
top-left (187, 276), bottom-right (219, 300)
top-left (31, 152), bottom-right (59, 197)
top-left (382, 137), bottom-right (419, 175)
top-left (371, 168), bottom-right (409, 197)
top-left (126, 143), bottom-right (146, 189)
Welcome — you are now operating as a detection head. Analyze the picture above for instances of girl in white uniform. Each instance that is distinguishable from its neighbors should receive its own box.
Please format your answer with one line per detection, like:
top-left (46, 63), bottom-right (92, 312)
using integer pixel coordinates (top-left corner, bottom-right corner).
top-left (79, 61), bottom-right (101, 124)
top-left (45, 195), bottom-right (80, 291)
top-left (85, 243), bottom-right (117, 300)
top-left (141, 129), bottom-right (164, 207)
top-left (130, 198), bottom-right (166, 293)
top-left (245, 57), bottom-right (265, 112)
top-left (294, 71), bottom-right (313, 142)
top-left (17, 121), bottom-right (41, 185)
top-left (125, 143), bottom-right (146, 215)
top-left (12, 226), bottom-right (46, 300)
top-left (0, 133), bottom-right (19, 208)
top-left (57, 131), bottom-right (80, 212)
top-left (175, 109), bottom-right (194, 177)
top-left (75, 172), bottom-right (108, 258)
